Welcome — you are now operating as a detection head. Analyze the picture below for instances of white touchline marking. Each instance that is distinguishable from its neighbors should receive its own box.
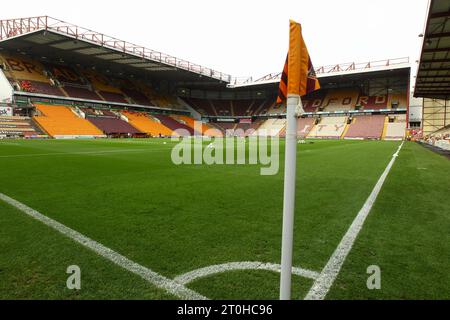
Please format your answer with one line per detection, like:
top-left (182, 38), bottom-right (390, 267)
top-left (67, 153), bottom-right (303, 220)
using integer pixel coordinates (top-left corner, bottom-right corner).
top-left (0, 192), bottom-right (206, 300)
top-left (305, 141), bottom-right (404, 300)
top-left (174, 262), bottom-right (320, 285)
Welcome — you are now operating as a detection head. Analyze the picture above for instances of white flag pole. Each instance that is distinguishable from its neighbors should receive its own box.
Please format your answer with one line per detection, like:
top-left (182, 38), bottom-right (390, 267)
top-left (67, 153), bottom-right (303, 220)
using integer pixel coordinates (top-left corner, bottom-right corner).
top-left (279, 94), bottom-right (302, 300)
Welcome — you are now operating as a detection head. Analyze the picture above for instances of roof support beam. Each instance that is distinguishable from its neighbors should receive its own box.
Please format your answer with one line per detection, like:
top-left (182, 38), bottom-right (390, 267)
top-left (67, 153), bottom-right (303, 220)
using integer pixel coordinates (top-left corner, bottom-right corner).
top-left (416, 80), bottom-right (450, 84)
top-left (430, 11), bottom-right (450, 19)
top-left (426, 32), bottom-right (450, 39)
top-left (415, 75), bottom-right (450, 79)
top-left (421, 58), bottom-right (450, 63)
top-left (419, 67), bottom-right (450, 71)
top-left (424, 47), bottom-right (450, 53)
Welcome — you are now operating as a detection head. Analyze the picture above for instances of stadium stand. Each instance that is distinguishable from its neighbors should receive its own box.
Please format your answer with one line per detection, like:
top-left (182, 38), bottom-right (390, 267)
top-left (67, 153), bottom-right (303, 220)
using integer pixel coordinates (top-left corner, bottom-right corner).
top-left (322, 89), bottom-right (359, 112)
top-left (297, 117), bottom-right (316, 138)
top-left (231, 100), bottom-right (263, 116)
top-left (388, 93), bottom-right (408, 109)
top-left (33, 104), bottom-right (104, 138)
top-left (87, 116), bottom-right (142, 136)
top-left (122, 111), bottom-right (173, 137)
top-left (253, 119), bottom-right (286, 136)
top-left (233, 120), bottom-right (264, 137)
top-left (183, 98), bottom-right (217, 116)
top-left (0, 115), bottom-right (42, 138)
top-left (44, 63), bottom-right (84, 86)
top-left (0, 53), bottom-right (65, 96)
top-left (184, 98), bottom-right (272, 117)
top-left (302, 90), bottom-right (326, 113)
top-left (211, 100), bottom-right (233, 116)
top-left (122, 88), bottom-right (152, 105)
top-left (344, 115), bottom-right (386, 139)
top-left (210, 122), bottom-right (236, 133)
top-left (152, 114), bottom-right (196, 136)
top-left (384, 115), bottom-right (406, 140)
top-left (308, 116), bottom-right (348, 139)
top-left (62, 86), bottom-right (103, 101)
top-left (252, 100), bottom-right (275, 115)
top-left (357, 95), bottom-right (388, 110)
top-left (170, 115), bottom-right (220, 136)
top-left (265, 101), bottom-right (286, 115)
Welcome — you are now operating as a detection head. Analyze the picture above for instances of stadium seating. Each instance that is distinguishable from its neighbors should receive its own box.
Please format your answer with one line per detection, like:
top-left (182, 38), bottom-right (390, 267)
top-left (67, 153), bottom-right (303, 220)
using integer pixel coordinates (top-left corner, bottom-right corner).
top-left (384, 115), bottom-right (406, 140)
top-left (0, 116), bottom-right (42, 138)
top-left (121, 111), bottom-right (173, 137)
top-left (308, 116), bottom-right (348, 139)
top-left (231, 100), bottom-right (262, 116)
top-left (388, 93), bottom-right (408, 109)
top-left (87, 116), bottom-right (142, 136)
top-left (357, 95), bottom-right (388, 110)
top-left (169, 115), bottom-right (220, 136)
top-left (183, 98), bottom-right (217, 116)
top-left (0, 53), bottom-right (65, 96)
top-left (302, 90), bottom-right (326, 113)
top-left (19, 80), bottom-right (65, 96)
top-left (122, 88), bottom-right (153, 105)
top-left (265, 101), bottom-right (286, 115)
top-left (98, 91), bottom-right (129, 103)
top-left (297, 118), bottom-right (316, 138)
top-left (80, 69), bottom-right (129, 103)
top-left (210, 122), bottom-right (236, 133)
top-left (62, 86), bottom-right (103, 101)
top-left (44, 63), bottom-right (85, 86)
top-left (152, 114), bottom-right (195, 136)
top-left (253, 119), bottom-right (286, 136)
top-left (385, 123), bottom-right (406, 140)
top-left (232, 120), bottom-right (264, 137)
top-left (33, 104), bottom-right (104, 138)
top-left (344, 115), bottom-right (385, 139)
top-left (322, 90), bottom-right (359, 112)
top-left (252, 100), bottom-right (276, 115)
top-left (211, 100), bottom-right (233, 116)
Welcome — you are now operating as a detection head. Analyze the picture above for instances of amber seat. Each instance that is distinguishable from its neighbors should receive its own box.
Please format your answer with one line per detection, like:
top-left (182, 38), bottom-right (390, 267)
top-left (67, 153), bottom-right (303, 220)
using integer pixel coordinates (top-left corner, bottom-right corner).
top-left (33, 104), bottom-right (103, 137)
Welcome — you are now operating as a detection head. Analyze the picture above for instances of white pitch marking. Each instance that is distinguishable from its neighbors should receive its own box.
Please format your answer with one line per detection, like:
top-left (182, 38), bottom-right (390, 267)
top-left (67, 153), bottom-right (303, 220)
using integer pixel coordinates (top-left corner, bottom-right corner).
top-left (174, 261), bottom-right (320, 285)
top-left (305, 141), bottom-right (404, 300)
top-left (0, 192), bottom-right (206, 300)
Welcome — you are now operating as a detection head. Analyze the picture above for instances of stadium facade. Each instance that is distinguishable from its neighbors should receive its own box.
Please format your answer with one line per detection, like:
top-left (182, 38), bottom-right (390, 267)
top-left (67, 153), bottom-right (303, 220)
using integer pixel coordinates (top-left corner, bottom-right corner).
top-left (0, 16), bottom-right (417, 141)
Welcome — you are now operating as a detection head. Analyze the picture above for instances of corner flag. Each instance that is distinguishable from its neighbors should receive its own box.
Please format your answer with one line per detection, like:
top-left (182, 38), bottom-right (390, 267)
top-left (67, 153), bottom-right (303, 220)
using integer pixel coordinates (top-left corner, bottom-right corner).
top-left (279, 20), bottom-right (320, 300)
top-left (276, 21), bottom-right (320, 105)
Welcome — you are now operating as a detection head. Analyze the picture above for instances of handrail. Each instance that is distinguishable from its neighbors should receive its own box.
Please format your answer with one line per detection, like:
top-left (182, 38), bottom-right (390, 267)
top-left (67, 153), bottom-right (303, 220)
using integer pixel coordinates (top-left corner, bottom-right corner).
top-left (0, 16), bottom-right (232, 83)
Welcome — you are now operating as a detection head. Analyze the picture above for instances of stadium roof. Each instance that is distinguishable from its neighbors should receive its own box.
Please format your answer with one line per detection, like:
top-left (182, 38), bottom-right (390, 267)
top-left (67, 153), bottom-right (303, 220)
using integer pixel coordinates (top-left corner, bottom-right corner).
top-left (0, 16), bottom-right (411, 93)
top-left (414, 0), bottom-right (450, 99)
top-left (0, 16), bottom-right (231, 85)
top-left (228, 58), bottom-right (411, 88)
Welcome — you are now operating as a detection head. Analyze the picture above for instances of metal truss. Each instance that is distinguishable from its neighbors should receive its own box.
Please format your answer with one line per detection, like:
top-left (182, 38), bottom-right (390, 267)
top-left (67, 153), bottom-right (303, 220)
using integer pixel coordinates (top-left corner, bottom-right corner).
top-left (0, 16), bottom-right (232, 82)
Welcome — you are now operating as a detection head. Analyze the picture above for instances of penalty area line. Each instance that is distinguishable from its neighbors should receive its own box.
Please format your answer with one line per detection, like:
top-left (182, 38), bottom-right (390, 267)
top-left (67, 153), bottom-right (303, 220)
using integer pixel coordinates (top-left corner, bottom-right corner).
top-left (0, 192), bottom-right (206, 300)
top-left (305, 141), bottom-right (404, 300)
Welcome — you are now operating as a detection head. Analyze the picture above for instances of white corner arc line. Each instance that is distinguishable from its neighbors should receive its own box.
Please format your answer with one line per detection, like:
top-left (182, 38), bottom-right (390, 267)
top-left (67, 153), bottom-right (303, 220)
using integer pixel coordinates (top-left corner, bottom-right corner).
top-left (305, 142), bottom-right (404, 300)
top-left (174, 261), bottom-right (320, 285)
top-left (0, 193), bottom-right (206, 300)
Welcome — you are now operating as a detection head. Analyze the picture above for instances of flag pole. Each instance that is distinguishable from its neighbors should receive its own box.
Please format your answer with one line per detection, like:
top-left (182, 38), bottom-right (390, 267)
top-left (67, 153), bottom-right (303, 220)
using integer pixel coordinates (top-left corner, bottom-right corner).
top-left (279, 94), bottom-right (300, 300)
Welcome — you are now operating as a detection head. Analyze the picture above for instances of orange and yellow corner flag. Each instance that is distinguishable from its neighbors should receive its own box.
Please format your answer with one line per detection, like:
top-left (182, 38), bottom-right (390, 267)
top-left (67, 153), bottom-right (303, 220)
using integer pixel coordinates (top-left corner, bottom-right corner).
top-left (276, 20), bottom-right (320, 104)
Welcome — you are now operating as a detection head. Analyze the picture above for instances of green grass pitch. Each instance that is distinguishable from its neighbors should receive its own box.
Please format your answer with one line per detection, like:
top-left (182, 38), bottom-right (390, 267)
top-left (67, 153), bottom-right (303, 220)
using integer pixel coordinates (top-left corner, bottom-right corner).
top-left (0, 138), bottom-right (448, 299)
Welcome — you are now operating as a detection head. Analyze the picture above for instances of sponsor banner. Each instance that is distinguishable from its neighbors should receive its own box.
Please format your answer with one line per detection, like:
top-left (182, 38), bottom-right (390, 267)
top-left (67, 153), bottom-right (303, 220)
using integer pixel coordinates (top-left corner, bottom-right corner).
top-left (0, 106), bottom-right (13, 117)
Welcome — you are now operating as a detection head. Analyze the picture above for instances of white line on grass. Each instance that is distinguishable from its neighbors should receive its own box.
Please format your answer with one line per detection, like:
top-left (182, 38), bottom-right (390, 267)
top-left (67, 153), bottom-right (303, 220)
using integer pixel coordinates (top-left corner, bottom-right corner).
top-left (0, 192), bottom-right (206, 300)
top-left (305, 141), bottom-right (404, 300)
top-left (174, 261), bottom-right (320, 285)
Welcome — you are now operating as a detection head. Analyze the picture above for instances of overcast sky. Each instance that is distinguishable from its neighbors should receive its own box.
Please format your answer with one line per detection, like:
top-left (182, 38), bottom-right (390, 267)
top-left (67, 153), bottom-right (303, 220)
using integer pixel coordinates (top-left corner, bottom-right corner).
top-left (2, 0), bottom-right (429, 79)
